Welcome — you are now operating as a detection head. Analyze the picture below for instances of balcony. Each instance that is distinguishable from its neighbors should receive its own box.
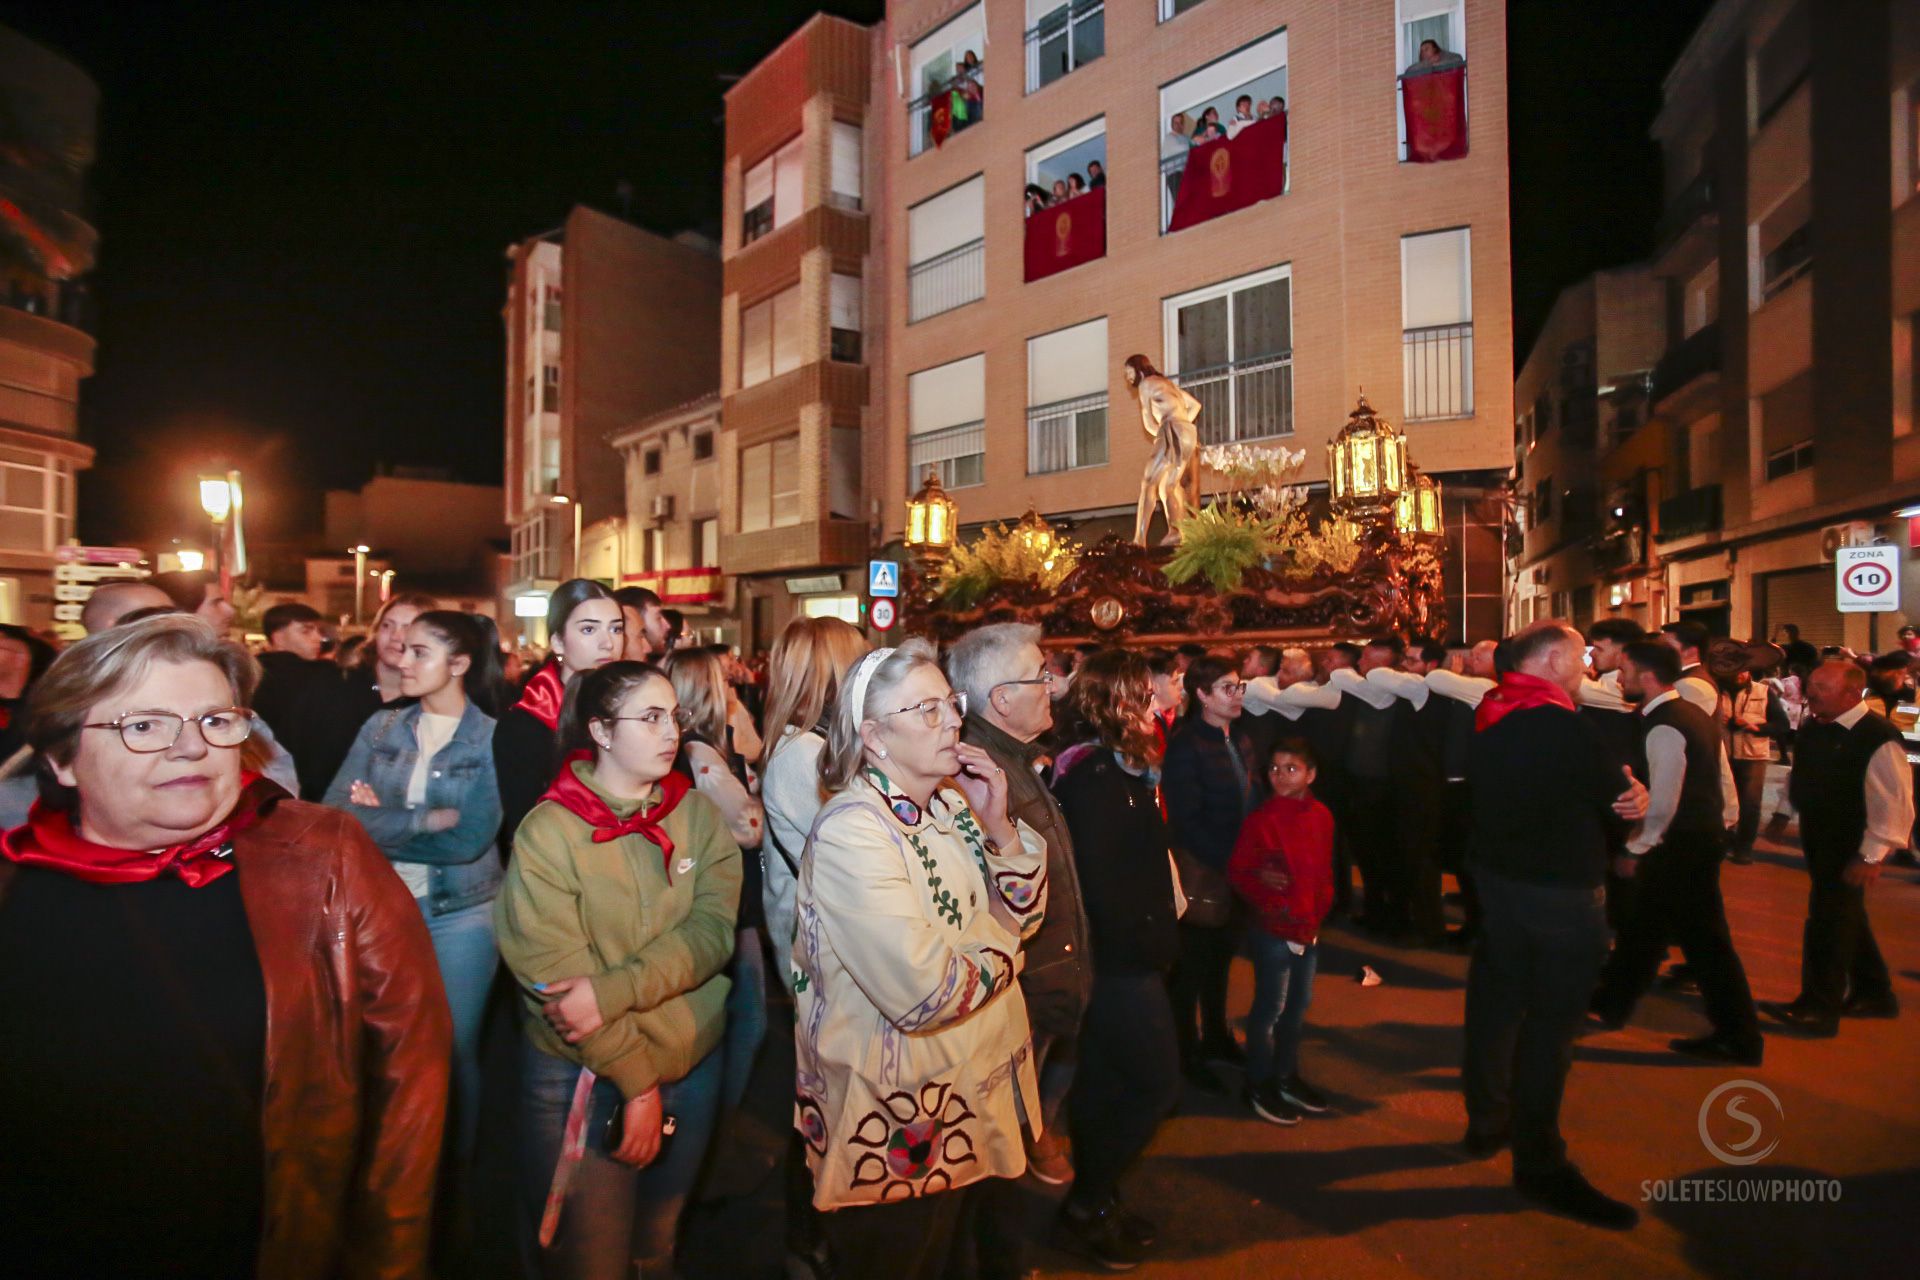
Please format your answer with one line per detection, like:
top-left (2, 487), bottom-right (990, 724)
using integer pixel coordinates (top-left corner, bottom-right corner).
top-left (1652, 171), bottom-right (1716, 273)
top-left (908, 64), bottom-right (985, 158)
top-left (1590, 528), bottom-right (1646, 576)
top-left (909, 419), bottom-right (985, 489)
top-left (1650, 322), bottom-right (1720, 407)
top-left (1162, 115), bottom-right (1288, 234)
top-left (1656, 484), bottom-right (1722, 543)
top-left (1183, 351), bottom-right (1294, 444)
top-left (1403, 322), bottom-right (1474, 421)
top-left (907, 237), bottom-right (984, 322)
top-left (1025, 0), bottom-right (1103, 93)
top-left (1027, 393), bottom-right (1108, 474)
top-left (1024, 187), bottom-right (1105, 283)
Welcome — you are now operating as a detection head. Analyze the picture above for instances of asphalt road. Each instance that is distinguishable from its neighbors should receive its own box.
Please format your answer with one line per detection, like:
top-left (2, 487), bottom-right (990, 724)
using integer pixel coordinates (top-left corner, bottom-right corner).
top-left (682, 819), bottom-right (1920, 1278)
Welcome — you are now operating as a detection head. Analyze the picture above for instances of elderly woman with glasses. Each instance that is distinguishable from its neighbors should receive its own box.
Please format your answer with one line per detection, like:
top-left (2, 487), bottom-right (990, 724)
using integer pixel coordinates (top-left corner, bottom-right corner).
top-left (0, 614), bottom-right (451, 1278)
top-left (794, 639), bottom-right (1047, 1279)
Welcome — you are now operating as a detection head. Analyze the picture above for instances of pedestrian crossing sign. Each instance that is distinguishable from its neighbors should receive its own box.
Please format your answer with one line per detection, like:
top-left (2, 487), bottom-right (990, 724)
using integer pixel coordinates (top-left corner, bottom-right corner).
top-left (868, 560), bottom-right (900, 598)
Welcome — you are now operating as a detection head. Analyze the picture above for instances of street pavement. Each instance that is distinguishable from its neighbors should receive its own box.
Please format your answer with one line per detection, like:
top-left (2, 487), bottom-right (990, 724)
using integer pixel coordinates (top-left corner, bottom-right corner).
top-left (682, 820), bottom-right (1920, 1278)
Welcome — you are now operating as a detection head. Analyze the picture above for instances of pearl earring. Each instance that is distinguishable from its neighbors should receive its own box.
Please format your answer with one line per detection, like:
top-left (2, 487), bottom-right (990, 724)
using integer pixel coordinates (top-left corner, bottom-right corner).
top-left (877, 748), bottom-right (889, 759)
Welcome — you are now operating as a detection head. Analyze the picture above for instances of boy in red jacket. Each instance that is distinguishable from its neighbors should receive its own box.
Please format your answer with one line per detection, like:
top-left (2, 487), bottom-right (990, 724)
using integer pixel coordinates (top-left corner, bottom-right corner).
top-left (1228, 738), bottom-right (1336, 1124)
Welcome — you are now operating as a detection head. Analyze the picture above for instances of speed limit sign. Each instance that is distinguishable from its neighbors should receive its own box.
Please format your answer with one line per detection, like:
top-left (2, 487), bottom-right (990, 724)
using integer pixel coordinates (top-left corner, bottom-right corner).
top-left (1836, 545), bottom-right (1899, 613)
top-left (870, 597), bottom-right (898, 631)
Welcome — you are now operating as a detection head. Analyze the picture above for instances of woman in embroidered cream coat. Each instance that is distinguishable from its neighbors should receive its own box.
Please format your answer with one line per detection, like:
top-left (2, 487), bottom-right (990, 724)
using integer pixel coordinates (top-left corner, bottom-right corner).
top-left (794, 639), bottom-right (1047, 1277)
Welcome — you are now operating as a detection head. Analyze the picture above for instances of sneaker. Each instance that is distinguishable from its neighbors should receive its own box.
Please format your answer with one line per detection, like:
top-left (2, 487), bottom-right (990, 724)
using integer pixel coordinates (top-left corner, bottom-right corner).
top-left (1279, 1074), bottom-right (1330, 1114)
top-left (1246, 1082), bottom-right (1302, 1126)
top-left (1514, 1168), bottom-right (1639, 1230)
top-left (1027, 1128), bottom-right (1073, 1186)
top-left (1053, 1203), bottom-right (1144, 1272)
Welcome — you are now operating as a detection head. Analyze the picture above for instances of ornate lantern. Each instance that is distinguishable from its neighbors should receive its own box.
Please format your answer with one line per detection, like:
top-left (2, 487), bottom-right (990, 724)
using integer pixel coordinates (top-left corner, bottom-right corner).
top-left (1327, 394), bottom-right (1407, 524)
top-left (1012, 507), bottom-right (1064, 573)
top-left (1394, 468), bottom-right (1444, 541)
top-left (905, 467), bottom-right (957, 564)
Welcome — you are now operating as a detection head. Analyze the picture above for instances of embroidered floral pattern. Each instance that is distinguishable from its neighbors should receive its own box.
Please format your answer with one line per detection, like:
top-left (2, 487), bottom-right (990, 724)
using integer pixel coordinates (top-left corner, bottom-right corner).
top-left (845, 1084), bottom-right (978, 1200)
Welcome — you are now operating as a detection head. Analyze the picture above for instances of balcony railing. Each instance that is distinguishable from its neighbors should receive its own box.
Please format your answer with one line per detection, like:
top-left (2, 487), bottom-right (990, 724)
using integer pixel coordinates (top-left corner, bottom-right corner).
top-left (1760, 225), bottom-right (1812, 302)
top-left (831, 326), bottom-right (862, 363)
top-left (1025, 0), bottom-right (1104, 92)
top-left (909, 419), bottom-right (986, 490)
top-left (1157, 0), bottom-right (1208, 19)
top-left (1591, 528), bottom-right (1646, 576)
top-left (908, 65), bottom-right (985, 158)
top-left (1182, 351), bottom-right (1294, 445)
top-left (1654, 170), bottom-right (1716, 256)
top-left (1650, 321), bottom-right (1720, 405)
top-left (1656, 484), bottom-right (1722, 542)
top-left (1027, 393), bottom-right (1109, 474)
top-left (1403, 322), bottom-right (1474, 421)
top-left (2, 278), bottom-right (92, 333)
top-left (908, 237), bottom-right (985, 322)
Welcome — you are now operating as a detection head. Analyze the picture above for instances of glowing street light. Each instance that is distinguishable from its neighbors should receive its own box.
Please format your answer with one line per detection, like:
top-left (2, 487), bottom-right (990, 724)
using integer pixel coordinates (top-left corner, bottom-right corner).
top-left (905, 468), bottom-right (957, 566)
top-left (199, 477), bottom-right (233, 524)
top-left (351, 544), bottom-right (371, 625)
top-left (550, 493), bottom-right (582, 577)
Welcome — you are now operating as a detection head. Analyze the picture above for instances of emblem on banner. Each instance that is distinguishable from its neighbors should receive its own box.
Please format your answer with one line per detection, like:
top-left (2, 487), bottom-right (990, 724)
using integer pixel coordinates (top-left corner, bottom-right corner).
top-left (1209, 148), bottom-right (1232, 197)
top-left (1055, 212), bottom-right (1073, 257)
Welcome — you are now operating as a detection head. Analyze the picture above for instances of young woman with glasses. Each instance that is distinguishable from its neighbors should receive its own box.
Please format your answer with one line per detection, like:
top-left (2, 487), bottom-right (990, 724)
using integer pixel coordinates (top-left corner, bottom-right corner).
top-left (494, 660), bottom-right (741, 1279)
top-left (793, 640), bottom-right (1047, 1279)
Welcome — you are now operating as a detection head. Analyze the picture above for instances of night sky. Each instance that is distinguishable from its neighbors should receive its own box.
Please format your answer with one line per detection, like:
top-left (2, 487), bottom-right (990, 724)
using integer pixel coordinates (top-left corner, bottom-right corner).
top-left (0, 0), bottom-right (1708, 549)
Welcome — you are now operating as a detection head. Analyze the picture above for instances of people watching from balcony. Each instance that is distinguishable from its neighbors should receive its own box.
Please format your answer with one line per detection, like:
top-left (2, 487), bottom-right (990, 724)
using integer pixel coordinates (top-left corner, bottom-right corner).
top-left (1404, 37), bottom-right (1465, 75)
top-left (1025, 183), bottom-right (1051, 217)
top-left (1163, 111), bottom-right (1192, 159)
top-left (1051, 178), bottom-right (1070, 204)
top-left (1191, 106), bottom-right (1227, 143)
top-left (1226, 94), bottom-right (1258, 138)
top-left (1068, 173), bottom-right (1086, 197)
top-left (1088, 159), bottom-right (1105, 188)
top-left (956, 50), bottom-right (985, 127)
top-left (1269, 96), bottom-right (1287, 118)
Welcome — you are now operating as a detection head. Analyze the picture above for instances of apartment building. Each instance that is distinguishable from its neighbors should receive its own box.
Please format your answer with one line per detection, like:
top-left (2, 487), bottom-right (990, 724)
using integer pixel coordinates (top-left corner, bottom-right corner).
top-left (1586, 0), bottom-right (1920, 648)
top-left (1509, 266), bottom-right (1666, 632)
top-left (500, 207), bottom-right (719, 641)
top-left (876, 0), bottom-right (1515, 639)
top-left (609, 393), bottom-right (734, 643)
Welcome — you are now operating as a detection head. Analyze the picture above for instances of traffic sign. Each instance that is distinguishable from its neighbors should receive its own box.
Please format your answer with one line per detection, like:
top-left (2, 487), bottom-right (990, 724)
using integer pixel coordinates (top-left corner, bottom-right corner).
top-left (870, 597), bottom-right (898, 631)
top-left (1836, 545), bottom-right (1899, 613)
top-left (868, 559), bottom-right (900, 598)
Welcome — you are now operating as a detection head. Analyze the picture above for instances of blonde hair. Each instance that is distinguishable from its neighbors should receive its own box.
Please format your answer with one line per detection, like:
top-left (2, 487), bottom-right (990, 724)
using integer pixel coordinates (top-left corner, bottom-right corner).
top-left (663, 647), bottom-right (730, 747)
top-left (24, 614), bottom-right (259, 769)
top-left (760, 616), bottom-right (869, 767)
top-left (819, 638), bottom-right (940, 794)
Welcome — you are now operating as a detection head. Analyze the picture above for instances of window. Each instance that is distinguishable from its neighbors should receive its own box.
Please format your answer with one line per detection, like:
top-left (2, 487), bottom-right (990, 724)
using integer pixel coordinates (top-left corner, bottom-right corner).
top-left (1401, 227), bottom-right (1474, 420)
top-left (740, 436), bottom-right (802, 533)
top-left (1753, 2), bottom-right (1809, 125)
top-left (1027, 317), bottom-right (1109, 474)
top-left (694, 516), bottom-right (719, 566)
top-left (908, 176), bottom-right (985, 321)
top-left (692, 430), bottom-right (714, 461)
top-left (909, 354), bottom-right (986, 488)
top-left (1025, 0), bottom-right (1104, 93)
top-left (1753, 181), bottom-right (1811, 305)
top-left (1684, 261), bottom-right (1719, 337)
top-left (1025, 119), bottom-right (1108, 281)
top-left (739, 284), bottom-right (803, 388)
top-left (1158, 0), bottom-right (1208, 21)
top-left (1533, 478), bottom-right (1552, 524)
top-left (1158, 29), bottom-right (1290, 231)
top-left (1534, 391), bottom-right (1553, 436)
top-left (830, 122), bottom-right (863, 211)
top-left (1757, 369), bottom-right (1814, 473)
top-left (543, 285), bottom-right (563, 331)
top-left (830, 273), bottom-right (863, 363)
top-left (643, 448), bottom-right (661, 476)
top-left (742, 135), bottom-right (803, 245)
top-left (909, 4), bottom-right (986, 158)
top-left (511, 509), bottom-right (555, 583)
top-left (0, 449), bottom-right (72, 554)
top-left (1765, 440), bottom-right (1814, 481)
top-left (542, 364), bottom-right (560, 413)
top-left (1026, 117), bottom-right (1106, 193)
top-left (1906, 77), bottom-right (1920, 202)
top-left (1396, 0), bottom-right (1467, 161)
top-left (644, 527), bottom-right (667, 571)
top-left (1163, 265), bottom-right (1294, 443)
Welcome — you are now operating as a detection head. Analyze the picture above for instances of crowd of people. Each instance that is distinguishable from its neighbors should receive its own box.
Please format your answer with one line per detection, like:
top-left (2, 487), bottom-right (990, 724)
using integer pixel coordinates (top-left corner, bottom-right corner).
top-left (1162, 93), bottom-right (1288, 205)
top-left (1023, 158), bottom-right (1107, 218)
top-left (0, 581), bottom-right (1909, 1275)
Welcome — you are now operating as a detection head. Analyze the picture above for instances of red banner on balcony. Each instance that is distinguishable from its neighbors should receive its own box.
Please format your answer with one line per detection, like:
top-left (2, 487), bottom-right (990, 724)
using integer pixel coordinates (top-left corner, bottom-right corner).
top-left (1401, 65), bottom-right (1468, 162)
top-left (1024, 187), bottom-right (1106, 283)
top-left (1165, 115), bottom-right (1288, 234)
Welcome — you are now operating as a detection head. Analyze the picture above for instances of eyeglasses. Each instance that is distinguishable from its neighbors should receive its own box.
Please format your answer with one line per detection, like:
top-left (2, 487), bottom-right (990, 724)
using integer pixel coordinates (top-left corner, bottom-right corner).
top-left (607, 707), bottom-right (695, 734)
top-left (1212, 680), bottom-right (1248, 696)
top-left (83, 708), bottom-right (256, 754)
top-left (881, 692), bottom-right (968, 729)
top-left (991, 670), bottom-right (1056, 694)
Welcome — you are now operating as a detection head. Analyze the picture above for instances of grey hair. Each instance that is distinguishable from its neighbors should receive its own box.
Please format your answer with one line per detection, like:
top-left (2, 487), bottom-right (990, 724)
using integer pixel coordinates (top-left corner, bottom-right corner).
top-left (943, 622), bottom-right (1042, 713)
top-left (820, 637), bottom-right (941, 793)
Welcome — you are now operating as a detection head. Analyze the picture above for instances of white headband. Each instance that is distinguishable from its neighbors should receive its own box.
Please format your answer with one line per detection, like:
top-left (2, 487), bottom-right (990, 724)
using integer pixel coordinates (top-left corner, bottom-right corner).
top-left (847, 647), bottom-right (896, 725)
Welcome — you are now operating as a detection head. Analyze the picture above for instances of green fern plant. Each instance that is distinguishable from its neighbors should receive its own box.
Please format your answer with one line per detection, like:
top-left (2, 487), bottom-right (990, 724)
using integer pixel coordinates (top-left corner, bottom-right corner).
top-left (1163, 503), bottom-right (1283, 594)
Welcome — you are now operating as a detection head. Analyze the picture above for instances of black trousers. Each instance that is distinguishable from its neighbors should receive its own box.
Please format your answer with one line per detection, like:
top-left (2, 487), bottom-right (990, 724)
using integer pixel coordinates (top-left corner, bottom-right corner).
top-left (1590, 831), bottom-right (1760, 1046)
top-left (820, 1179), bottom-right (980, 1280)
top-left (1463, 869), bottom-right (1609, 1180)
top-left (1169, 921), bottom-right (1237, 1063)
top-left (1440, 781), bottom-right (1481, 934)
top-left (1397, 782), bottom-right (1446, 939)
top-left (1345, 776), bottom-right (1400, 928)
top-left (1730, 760), bottom-right (1769, 853)
top-left (1066, 970), bottom-right (1182, 1213)
top-left (1798, 841), bottom-right (1893, 1014)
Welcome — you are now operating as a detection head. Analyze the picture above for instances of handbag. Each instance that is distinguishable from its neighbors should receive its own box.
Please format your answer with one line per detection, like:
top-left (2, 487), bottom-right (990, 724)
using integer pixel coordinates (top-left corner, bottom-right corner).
top-left (1171, 845), bottom-right (1233, 929)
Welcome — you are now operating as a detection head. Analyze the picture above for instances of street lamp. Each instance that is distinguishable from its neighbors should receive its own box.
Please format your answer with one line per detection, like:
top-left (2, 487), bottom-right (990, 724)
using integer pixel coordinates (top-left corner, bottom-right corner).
top-left (550, 493), bottom-right (582, 578)
top-left (1327, 393), bottom-right (1407, 525)
top-left (350, 545), bottom-right (370, 625)
top-left (199, 475), bottom-right (233, 581)
top-left (378, 568), bottom-right (395, 604)
top-left (904, 467), bottom-right (957, 566)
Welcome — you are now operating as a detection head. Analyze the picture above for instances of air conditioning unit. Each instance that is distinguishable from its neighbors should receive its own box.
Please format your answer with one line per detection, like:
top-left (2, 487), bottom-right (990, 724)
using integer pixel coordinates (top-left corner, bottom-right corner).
top-left (1818, 521), bottom-right (1874, 562)
top-left (650, 494), bottom-right (675, 522)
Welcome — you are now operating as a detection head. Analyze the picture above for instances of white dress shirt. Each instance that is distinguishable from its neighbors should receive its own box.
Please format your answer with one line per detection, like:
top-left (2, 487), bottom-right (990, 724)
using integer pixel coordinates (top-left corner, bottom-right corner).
top-left (1628, 690), bottom-right (1740, 856)
top-left (1829, 702), bottom-right (1917, 864)
top-left (1578, 668), bottom-right (1634, 714)
top-left (1677, 666), bottom-right (1719, 715)
top-left (1365, 665), bottom-right (1430, 709)
top-left (1244, 676), bottom-right (1341, 719)
top-left (1425, 669), bottom-right (1496, 709)
top-left (1330, 665), bottom-right (1397, 709)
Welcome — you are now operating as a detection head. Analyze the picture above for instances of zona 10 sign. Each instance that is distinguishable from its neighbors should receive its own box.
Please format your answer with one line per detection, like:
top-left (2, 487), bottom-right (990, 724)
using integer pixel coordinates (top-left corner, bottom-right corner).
top-left (1836, 545), bottom-right (1899, 613)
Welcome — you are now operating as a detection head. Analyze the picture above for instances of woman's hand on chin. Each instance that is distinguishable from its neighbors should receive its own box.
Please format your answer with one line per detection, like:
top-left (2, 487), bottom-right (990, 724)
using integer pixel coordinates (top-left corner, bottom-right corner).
top-left (950, 743), bottom-right (1016, 847)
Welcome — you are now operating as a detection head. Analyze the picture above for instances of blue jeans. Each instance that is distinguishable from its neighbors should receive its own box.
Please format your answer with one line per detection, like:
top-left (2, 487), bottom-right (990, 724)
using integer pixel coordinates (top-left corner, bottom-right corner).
top-left (517, 1037), bottom-right (723, 1279)
top-left (1244, 931), bottom-right (1317, 1089)
top-left (423, 895), bottom-right (497, 1163)
top-left (720, 927), bottom-right (767, 1116)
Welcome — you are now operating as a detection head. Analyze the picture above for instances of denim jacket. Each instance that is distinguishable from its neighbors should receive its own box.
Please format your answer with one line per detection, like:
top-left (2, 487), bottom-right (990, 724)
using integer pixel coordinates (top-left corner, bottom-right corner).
top-left (324, 700), bottom-right (503, 916)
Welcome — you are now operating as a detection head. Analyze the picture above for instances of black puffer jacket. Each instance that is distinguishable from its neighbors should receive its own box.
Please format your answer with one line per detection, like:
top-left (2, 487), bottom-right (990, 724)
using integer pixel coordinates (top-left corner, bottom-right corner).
top-left (1161, 716), bottom-right (1255, 873)
top-left (1052, 748), bottom-right (1178, 976)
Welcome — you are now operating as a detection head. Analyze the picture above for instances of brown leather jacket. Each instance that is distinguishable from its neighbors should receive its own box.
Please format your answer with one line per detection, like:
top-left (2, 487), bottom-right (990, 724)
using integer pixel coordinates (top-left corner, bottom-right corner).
top-left (0, 798), bottom-right (452, 1280)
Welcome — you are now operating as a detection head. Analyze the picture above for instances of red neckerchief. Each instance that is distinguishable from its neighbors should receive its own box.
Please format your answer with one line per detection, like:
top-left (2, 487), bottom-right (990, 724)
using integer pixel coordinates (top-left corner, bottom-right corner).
top-left (1475, 672), bottom-right (1577, 732)
top-left (0, 772), bottom-right (282, 888)
top-left (539, 761), bottom-right (693, 878)
top-left (516, 661), bottom-right (567, 731)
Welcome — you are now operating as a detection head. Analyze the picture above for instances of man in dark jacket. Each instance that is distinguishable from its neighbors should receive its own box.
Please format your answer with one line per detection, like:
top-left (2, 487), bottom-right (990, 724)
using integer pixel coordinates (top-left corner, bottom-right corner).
top-left (252, 603), bottom-right (335, 779)
top-left (948, 624), bottom-right (1091, 1185)
top-left (1463, 621), bottom-right (1648, 1231)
